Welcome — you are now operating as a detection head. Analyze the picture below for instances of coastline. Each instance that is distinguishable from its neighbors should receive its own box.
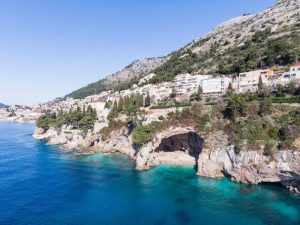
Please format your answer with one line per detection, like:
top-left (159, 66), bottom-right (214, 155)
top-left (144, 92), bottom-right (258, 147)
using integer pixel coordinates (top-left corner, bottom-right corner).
top-left (32, 124), bottom-right (300, 194)
top-left (0, 117), bottom-right (36, 124)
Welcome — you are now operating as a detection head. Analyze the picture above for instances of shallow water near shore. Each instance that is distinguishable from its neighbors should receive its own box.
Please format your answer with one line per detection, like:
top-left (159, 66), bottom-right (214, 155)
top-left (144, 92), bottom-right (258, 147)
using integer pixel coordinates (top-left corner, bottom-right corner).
top-left (0, 121), bottom-right (300, 225)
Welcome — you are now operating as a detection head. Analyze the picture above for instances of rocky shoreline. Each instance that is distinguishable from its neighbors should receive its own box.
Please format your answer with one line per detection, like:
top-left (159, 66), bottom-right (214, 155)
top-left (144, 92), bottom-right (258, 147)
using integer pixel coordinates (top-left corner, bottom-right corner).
top-left (33, 124), bottom-right (300, 194)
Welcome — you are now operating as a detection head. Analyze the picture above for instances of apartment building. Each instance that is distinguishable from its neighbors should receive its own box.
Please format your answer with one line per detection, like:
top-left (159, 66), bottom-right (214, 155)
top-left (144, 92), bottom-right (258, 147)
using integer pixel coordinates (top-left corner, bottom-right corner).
top-left (174, 73), bottom-right (212, 94)
top-left (274, 63), bottom-right (300, 85)
top-left (233, 69), bottom-right (268, 93)
top-left (202, 75), bottom-right (231, 95)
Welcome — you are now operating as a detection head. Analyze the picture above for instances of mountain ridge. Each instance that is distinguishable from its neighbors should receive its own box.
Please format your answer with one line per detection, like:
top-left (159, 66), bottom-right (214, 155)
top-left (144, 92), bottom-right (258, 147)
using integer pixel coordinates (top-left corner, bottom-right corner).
top-left (68, 0), bottom-right (300, 99)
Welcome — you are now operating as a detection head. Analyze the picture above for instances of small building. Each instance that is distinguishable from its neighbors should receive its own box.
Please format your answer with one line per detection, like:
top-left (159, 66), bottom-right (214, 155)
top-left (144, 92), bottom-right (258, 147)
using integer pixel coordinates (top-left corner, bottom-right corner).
top-left (202, 75), bottom-right (231, 95)
top-left (287, 63), bottom-right (300, 79)
top-left (88, 101), bottom-right (106, 112)
top-left (174, 73), bottom-right (212, 95)
top-left (275, 63), bottom-right (300, 85)
top-left (234, 69), bottom-right (268, 93)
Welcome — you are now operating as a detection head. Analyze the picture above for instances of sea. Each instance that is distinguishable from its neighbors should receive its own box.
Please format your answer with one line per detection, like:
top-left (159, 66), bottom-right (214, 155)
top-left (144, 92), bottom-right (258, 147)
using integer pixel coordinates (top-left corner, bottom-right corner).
top-left (0, 121), bottom-right (299, 225)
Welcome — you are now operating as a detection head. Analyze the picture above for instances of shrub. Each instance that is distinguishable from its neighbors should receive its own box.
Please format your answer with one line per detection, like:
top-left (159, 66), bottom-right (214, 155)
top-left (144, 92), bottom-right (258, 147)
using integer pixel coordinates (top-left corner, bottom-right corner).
top-left (223, 93), bottom-right (247, 121)
top-left (264, 140), bottom-right (277, 159)
top-left (132, 125), bottom-right (154, 145)
top-left (259, 98), bottom-right (272, 115)
top-left (158, 115), bottom-right (165, 121)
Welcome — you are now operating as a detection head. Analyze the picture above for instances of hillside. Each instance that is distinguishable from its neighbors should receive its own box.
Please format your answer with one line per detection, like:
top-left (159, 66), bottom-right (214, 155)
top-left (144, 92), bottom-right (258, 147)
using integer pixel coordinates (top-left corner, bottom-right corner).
top-left (68, 0), bottom-right (300, 98)
top-left (0, 103), bottom-right (7, 108)
top-left (67, 57), bottom-right (168, 99)
top-left (150, 0), bottom-right (300, 83)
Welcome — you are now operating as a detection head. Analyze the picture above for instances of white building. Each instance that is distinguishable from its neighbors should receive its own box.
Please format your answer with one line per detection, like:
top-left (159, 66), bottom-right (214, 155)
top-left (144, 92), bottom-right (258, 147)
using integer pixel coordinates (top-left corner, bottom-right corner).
top-left (233, 69), bottom-right (269, 93)
top-left (202, 75), bottom-right (231, 95)
top-left (88, 101), bottom-right (106, 112)
top-left (174, 74), bottom-right (212, 94)
top-left (277, 63), bottom-right (300, 84)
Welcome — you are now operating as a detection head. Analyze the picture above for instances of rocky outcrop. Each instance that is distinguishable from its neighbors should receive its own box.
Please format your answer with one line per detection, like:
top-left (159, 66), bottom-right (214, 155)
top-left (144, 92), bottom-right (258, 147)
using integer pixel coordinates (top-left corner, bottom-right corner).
top-left (94, 127), bottom-right (136, 158)
top-left (197, 146), bottom-right (300, 194)
top-left (33, 125), bottom-right (300, 194)
top-left (135, 127), bottom-right (202, 170)
top-left (33, 127), bottom-right (97, 152)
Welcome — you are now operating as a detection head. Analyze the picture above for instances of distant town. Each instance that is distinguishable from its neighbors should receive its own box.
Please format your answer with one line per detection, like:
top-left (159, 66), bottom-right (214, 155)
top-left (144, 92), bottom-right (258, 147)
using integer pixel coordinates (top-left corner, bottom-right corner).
top-left (1, 62), bottom-right (299, 125)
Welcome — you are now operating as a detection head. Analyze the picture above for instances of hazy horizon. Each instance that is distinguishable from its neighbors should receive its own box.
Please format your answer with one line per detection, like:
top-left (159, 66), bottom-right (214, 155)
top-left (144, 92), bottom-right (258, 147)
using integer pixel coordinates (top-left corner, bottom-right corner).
top-left (0, 0), bottom-right (275, 106)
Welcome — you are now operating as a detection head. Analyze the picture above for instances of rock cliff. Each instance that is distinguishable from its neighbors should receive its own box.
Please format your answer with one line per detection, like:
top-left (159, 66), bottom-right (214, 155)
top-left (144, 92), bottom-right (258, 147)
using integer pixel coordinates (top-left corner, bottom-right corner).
top-left (33, 125), bottom-right (300, 194)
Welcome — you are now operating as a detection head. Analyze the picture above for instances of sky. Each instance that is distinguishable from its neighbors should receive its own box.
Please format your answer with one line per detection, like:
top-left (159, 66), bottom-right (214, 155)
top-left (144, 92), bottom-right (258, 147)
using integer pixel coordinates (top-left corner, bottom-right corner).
top-left (0, 0), bottom-right (275, 105)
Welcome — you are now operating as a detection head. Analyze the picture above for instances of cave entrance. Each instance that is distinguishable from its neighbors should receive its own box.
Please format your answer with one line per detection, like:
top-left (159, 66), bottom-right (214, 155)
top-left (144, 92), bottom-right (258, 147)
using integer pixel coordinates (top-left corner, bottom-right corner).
top-left (154, 132), bottom-right (203, 171)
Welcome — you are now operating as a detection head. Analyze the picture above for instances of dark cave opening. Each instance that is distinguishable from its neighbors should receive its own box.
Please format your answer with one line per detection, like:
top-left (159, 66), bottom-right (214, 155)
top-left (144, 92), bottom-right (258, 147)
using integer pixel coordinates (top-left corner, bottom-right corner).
top-left (154, 132), bottom-right (204, 171)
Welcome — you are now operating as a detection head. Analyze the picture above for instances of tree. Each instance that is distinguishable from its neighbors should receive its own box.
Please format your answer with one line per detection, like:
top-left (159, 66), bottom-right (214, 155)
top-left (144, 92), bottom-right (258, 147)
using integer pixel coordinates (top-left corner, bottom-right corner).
top-left (144, 94), bottom-right (151, 107)
top-left (170, 89), bottom-right (176, 98)
top-left (132, 125), bottom-right (153, 145)
top-left (107, 101), bottom-right (118, 120)
top-left (224, 94), bottom-right (247, 121)
top-left (227, 82), bottom-right (234, 96)
top-left (258, 75), bottom-right (264, 94)
top-left (118, 96), bottom-right (124, 112)
top-left (247, 101), bottom-right (260, 119)
top-left (104, 101), bottom-right (112, 109)
top-left (259, 98), bottom-right (272, 115)
top-left (197, 86), bottom-right (203, 101)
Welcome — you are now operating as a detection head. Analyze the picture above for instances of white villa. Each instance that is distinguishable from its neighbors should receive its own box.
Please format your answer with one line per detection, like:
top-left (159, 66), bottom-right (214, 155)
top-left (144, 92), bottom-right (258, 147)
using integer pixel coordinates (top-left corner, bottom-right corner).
top-left (232, 69), bottom-right (270, 93)
top-left (175, 74), bottom-right (212, 95)
top-left (277, 63), bottom-right (300, 84)
top-left (202, 75), bottom-right (231, 95)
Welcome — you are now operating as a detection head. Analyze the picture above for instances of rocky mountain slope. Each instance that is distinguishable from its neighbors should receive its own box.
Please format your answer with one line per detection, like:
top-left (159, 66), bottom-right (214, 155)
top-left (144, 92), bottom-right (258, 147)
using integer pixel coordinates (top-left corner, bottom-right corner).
top-left (67, 57), bottom-right (168, 99)
top-left (68, 0), bottom-right (300, 98)
top-left (150, 0), bottom-right (300, 83)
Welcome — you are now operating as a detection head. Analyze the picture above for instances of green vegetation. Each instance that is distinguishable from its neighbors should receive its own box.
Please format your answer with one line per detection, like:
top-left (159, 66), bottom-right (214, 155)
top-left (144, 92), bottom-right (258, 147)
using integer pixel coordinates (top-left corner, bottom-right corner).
top-left (150, 102), bottom-right (192, 109)
top-left (98, 94), bottom-right (145, 140)
top-left (98, 120), bottom-right (127, 141)
top-left (223, 91), bottom-right (300, 156)
top-left (66, 23), bottom-right (299, 99)
top-left (132, 84), bottom-right (300, 158)
top-left (107, 93), bottom-right (144, 120)
top-left (36, 106), bottom-right (98, 134)
top-left (67, 79), bottom-right (108, 99)
top-left (132, 125), bottom-right (154, 145)
top-left (149, 26), bottom-right (299, 83)
top-left (132, 103), bottom-right (211, 146)
top-left (144, 94), bottom-right (151, 107)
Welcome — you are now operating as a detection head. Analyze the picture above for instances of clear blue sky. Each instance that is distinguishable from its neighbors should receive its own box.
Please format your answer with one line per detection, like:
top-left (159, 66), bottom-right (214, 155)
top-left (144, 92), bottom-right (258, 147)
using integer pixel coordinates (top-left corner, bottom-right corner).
top-left (0, 0), bottom-right (275, 105)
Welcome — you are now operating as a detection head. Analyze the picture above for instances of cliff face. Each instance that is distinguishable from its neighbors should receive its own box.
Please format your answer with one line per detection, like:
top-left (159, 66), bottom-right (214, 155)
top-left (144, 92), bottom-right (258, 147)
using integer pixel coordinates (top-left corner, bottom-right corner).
top-left (33, 125), bottom-right (300, 194)
top-left (198, 146), bottom-right (300, 193)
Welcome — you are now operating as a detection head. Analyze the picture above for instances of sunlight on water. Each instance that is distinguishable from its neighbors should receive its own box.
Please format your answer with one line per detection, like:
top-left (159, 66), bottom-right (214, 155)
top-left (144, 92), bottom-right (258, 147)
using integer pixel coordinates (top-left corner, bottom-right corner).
top-left (0, 122), bottom-right (299, 225)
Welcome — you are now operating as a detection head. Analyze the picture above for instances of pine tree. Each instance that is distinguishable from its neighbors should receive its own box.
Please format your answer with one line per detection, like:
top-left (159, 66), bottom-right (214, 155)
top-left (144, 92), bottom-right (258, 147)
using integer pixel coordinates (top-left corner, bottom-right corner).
top-left (124, 96), bottom-right (129, 110)
top-left (228, 82), bottom-right (233, 90)
top-left (104, 101), bottom-right (110, 109)
top-left (197, 86), bottom-right (203, 101)
top-left (118, 96), bottom-right (124, 112)
top-left (138, 94), bottom-right (144, 107)
top-left (258, 75), bottom-right (263, 94)
top-left (144, 94), bottom-right (151, 107)
top-left (107, 101), bottom-right (118, 120)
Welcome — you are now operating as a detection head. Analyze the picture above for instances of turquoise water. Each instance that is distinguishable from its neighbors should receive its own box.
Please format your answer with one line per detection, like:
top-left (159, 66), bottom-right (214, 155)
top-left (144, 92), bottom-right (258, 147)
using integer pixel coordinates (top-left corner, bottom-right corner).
top-left (0, 122), bottom-right (299, 225)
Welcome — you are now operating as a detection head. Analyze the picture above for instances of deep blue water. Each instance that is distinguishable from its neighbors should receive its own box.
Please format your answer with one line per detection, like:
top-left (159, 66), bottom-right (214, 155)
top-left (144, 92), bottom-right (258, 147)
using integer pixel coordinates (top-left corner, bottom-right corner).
top-left (0, 122), bottom-right (300, 225)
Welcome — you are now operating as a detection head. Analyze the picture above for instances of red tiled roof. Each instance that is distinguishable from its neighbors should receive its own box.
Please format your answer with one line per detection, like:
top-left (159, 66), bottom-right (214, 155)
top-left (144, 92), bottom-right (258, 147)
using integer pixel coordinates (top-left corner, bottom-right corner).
top-left (292, 63), bottom-right (300, 67)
